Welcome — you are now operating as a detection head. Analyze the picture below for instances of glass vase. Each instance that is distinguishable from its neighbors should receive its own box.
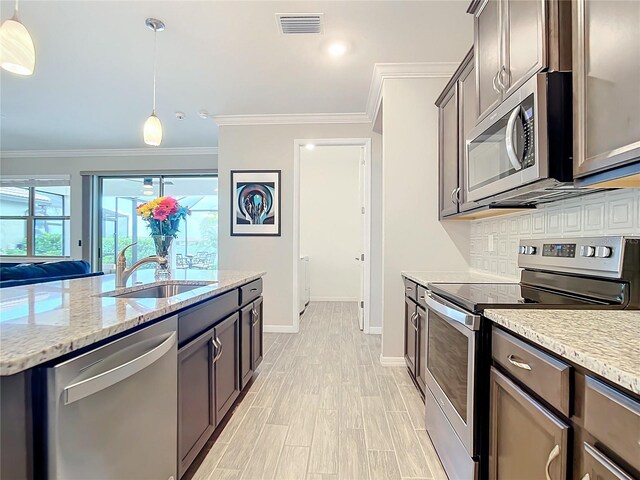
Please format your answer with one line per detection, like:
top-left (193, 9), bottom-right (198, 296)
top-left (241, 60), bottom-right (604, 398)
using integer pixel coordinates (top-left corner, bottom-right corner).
top-left (152, 234), bottom-right (173, 279)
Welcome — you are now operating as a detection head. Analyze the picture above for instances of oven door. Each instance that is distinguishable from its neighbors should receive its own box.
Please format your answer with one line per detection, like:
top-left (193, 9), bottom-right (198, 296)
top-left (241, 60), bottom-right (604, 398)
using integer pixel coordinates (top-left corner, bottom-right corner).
top-left (424, 292), bottom-right (480, 456)
top-left (465, 74), bottom-right (548, 202)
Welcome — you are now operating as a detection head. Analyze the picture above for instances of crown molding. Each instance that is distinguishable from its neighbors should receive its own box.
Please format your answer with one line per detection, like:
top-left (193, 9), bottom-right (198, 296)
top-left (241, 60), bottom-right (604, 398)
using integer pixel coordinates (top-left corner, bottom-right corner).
top-left (212, 112), bottom-right (371, 126)
top-left (365, 62), bottom-right (458, 123)
top-left (0, 147), bottom-right (219, 159)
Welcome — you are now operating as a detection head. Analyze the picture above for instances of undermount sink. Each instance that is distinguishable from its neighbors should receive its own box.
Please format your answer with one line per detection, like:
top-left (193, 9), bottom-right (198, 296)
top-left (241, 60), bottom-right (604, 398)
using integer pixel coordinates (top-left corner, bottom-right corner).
top-left (107, 282), bottom-right (215, 299)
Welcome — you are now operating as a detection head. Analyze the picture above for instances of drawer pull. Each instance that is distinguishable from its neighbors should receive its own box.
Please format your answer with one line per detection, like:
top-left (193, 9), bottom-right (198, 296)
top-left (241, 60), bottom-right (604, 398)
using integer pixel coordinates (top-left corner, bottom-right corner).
top-left (545, 444), bottom-right (560, 480)
top-left (250, 288), bottom-right (258, 292)
top-left (406, 286), bottom-right (413, 291)
top-left (507, 354), bottom-right (532, 371)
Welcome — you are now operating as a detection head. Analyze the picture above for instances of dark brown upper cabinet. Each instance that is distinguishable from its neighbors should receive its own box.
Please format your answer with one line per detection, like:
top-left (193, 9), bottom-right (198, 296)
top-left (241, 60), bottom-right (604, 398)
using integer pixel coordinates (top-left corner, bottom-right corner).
top-left (436, 49), bottom-right (475, 219)
top-left (572, 0), bottom-right (640, 187)
top-left (468, 0), bottom-right (571, 123)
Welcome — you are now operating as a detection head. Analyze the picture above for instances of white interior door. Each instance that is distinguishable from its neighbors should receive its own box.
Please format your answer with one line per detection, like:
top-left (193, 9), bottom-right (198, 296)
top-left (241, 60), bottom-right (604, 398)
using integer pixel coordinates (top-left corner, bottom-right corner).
top-left (358, 147), bottom-right (365, 331)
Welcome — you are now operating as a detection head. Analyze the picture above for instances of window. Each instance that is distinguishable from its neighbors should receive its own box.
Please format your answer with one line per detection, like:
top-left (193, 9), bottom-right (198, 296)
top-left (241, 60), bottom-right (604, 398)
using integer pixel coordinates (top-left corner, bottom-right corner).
top-left (0, 178), bottom-right (71, 257)
top-left (97, 175), bottom-right (218, 273)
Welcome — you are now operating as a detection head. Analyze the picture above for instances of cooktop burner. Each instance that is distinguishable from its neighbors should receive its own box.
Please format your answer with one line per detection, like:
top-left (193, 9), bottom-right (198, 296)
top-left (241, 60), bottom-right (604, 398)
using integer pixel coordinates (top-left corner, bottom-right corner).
top-left (427, 282), bottom-right (611, 314)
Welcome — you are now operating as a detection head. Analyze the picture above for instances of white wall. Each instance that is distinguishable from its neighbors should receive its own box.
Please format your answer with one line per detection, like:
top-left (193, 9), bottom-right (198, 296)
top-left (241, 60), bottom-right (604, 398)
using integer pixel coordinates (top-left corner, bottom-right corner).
top-left (0, 153), bottom-right (218, 260)
top-left (218, 124), bottom-right (382, 332)
top-left (301, 145), bottom-right (362, 301)
top-left (381, 78), bottom-right (471, 360)
top-left (470, 189), bottom-right (640, 279)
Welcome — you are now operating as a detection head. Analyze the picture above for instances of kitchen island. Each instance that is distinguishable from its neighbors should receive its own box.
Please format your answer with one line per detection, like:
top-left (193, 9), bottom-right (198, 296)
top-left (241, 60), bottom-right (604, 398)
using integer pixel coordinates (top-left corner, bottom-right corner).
top-left (0, 269), bottom-right (266, 479)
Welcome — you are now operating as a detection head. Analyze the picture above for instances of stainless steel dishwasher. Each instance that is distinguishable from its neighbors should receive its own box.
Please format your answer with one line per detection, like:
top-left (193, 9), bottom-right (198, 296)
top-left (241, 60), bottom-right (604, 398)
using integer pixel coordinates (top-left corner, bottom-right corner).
top-left (45, 316), bottom-right (178, 480)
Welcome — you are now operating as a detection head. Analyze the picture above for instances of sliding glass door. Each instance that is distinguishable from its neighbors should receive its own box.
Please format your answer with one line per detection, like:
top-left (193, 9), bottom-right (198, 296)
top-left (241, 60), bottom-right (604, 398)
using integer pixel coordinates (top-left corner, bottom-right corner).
top-left (97, 175), bottom-right (218, 273)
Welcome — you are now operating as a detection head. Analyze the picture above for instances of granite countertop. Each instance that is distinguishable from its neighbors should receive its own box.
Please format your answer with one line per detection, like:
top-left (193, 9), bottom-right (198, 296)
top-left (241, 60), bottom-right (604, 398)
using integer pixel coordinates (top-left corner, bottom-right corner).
top-left (402, 270), bottom-right (515, 286)
top-left (486, 309), bottom-right (640, 395)
top-left (0, 269), bottom-right (265, 376)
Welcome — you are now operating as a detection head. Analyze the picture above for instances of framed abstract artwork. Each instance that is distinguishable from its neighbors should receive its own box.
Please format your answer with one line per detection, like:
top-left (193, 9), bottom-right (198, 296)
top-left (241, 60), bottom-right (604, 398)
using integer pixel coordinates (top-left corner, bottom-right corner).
top-left (230, 170), bottom-right (281, 236)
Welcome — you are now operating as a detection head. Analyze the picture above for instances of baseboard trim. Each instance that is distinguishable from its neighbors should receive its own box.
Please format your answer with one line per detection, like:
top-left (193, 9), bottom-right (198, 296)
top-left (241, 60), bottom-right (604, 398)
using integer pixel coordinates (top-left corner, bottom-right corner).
top-left (263, 325), bottom-right (299, 333)
top-left (310, 297), bottom-right (359, 302)
top-left (368, 327), bottom-right (382, 335)
top-left (379, 355), bottom-right (406, 366)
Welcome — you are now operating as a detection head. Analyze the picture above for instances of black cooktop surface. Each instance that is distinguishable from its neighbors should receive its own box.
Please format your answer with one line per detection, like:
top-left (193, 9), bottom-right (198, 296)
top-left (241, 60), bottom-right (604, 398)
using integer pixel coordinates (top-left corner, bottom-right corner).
top-left (427, 282), bottom-right (609, 313)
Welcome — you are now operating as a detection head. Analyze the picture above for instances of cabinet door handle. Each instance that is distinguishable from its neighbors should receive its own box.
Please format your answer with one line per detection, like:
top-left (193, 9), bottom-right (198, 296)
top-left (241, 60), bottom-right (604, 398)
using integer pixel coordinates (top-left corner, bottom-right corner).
top-left (212, 337), bottom-right (223, 364)
top-left (500, 65), bottom-right (510, 90)
top-left (496, 66), bottom-right (508, 91)
top-left (252, 308), bottom-right (259, 326)
top-left (545, 444), bottom-right (560, 480)
top-left (492, 71), bottom-right (501, 93)
top-left (450, 188), bottom-right (457, 205)
top-left (507, 354), bottom-right (532, 370)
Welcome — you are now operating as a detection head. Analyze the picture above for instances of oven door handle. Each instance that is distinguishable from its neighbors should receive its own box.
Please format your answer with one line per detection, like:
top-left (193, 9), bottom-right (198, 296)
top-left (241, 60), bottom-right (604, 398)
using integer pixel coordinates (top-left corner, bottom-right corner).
top-left (424, 292), bottom-right (481, 330)
top-left (505, 105), bottom-right (523, 171)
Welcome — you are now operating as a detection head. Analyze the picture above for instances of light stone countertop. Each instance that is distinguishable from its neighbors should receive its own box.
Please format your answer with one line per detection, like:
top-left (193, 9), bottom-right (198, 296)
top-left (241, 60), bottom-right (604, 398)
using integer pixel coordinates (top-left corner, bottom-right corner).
top-left (402, 270), bottom-right (515, 286)
top-left (486, 309), bottom-right (640, 395)
top-left (0, 269), bottom-right (265, 376)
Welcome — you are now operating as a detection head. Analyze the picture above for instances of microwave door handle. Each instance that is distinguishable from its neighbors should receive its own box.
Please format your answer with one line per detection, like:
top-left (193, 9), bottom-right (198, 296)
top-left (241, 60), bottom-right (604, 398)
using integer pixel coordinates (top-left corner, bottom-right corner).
top-left (505, 106), bottom-right (523, 171)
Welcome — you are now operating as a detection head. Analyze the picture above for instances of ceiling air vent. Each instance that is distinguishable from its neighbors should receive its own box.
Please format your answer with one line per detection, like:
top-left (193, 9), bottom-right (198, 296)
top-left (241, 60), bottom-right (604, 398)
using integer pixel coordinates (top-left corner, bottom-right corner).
top-left (276, 13), bottom-right (323, 34)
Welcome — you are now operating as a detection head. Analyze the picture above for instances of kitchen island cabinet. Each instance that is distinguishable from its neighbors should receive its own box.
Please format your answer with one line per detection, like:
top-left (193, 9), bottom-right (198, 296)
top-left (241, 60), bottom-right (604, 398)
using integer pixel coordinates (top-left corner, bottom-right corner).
top-left (0, 270), bottom-right (265, 480)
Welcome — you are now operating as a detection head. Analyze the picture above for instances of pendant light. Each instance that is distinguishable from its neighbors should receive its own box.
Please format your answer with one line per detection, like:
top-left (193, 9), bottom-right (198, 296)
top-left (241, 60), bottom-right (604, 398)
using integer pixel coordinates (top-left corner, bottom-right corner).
top-left (143, 18), bottom-right (164, 146)
top-left (0, 0), bottom-right (36, 75)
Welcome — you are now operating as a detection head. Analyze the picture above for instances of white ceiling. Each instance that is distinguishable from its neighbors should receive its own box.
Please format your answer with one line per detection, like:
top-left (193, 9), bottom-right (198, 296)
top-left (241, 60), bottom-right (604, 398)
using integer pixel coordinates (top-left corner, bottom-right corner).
top-left (0, 1), bottom-right (472, 151)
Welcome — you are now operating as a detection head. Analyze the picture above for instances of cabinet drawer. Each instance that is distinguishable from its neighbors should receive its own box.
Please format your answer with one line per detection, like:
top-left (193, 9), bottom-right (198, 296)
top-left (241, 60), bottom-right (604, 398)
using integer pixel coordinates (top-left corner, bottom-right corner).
top-left (178, 290), bottom-right (239, 345)
top-left (492, 327), bottom-right (571, 417)
top-left (403, 278), bottom-right (418, 302)
top-left (240, 278), bottom-right (263, 306)
top-left (584, 376), bottom-right (640, 473)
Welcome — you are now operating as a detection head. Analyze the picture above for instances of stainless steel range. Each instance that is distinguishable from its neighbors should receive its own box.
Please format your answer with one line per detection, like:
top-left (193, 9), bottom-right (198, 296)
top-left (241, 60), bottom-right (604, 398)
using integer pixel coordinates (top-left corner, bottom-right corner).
top-left (423, 236), bottom-right (640, 480)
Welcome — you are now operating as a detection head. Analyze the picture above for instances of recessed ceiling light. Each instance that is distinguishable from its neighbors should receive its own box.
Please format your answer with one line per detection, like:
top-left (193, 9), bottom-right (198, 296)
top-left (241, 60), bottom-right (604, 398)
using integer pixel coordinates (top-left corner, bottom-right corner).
top-left (328, 42), bottom-right (348, 57)
top-left (305, 143), bottom-right (315, 150)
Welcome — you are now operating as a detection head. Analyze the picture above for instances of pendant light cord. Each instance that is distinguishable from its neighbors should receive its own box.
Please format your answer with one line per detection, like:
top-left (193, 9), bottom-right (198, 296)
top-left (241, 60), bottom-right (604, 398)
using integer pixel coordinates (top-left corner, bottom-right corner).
top-left (152, 27), bottom-right (157, 114)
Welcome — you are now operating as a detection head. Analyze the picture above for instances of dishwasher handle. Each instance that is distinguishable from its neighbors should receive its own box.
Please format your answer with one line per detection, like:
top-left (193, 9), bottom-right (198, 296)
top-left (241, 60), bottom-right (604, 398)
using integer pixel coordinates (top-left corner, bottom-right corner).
top-left (64, 331), bottom-right (177, 405)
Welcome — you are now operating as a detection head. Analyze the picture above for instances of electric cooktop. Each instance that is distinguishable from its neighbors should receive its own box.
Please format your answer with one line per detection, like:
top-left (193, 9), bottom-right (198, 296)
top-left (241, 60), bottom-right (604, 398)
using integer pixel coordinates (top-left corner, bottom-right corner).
top-left (426, 282), bottom-right (612, 314)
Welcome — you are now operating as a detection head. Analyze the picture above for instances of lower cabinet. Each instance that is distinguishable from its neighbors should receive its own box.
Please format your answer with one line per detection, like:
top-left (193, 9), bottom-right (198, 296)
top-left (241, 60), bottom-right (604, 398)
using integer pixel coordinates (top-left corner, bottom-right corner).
top-left (178, 328), bottom-right (216, 478)
top-left (240, 304), bottom-right (253, 388)
top-left (177, 312), bottom-right (241, 477)
top-left (251, 296), bottom-right (264, 370)
top-left (404, 296), bottom-right (417, 378)
top-left (489, 367), bottom-right (569, 480)
top-left (240, 296), bottom-right (264, 389)
top-left (415, 306), bottom-right (427, 394)
top-left (213, 313), bottom-right (241, 422)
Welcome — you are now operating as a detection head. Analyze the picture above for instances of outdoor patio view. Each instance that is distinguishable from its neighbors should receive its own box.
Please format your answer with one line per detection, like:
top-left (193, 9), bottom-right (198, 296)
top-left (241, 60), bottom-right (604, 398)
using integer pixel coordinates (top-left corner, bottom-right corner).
top-left (100, 176), bottom-right (218, 273)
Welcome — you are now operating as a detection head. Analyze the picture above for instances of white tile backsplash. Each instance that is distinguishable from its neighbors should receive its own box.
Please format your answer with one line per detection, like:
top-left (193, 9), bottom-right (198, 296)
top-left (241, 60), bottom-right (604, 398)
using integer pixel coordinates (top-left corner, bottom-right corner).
top-left (470, 189), bottom-right (640, 279)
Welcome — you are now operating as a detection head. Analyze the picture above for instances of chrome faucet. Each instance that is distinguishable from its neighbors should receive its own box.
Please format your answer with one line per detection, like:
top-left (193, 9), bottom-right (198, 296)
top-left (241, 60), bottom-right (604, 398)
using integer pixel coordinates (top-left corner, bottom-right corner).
top-left (115, 243), bottom-right (168, 288)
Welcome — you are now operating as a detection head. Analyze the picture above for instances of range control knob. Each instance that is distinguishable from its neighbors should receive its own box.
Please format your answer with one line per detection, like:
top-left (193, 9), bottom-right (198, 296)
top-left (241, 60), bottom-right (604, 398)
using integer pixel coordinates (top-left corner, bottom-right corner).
top-left (595, 246), bottom-right (612, 258)
top-left (518, 246), bottom-right (526, 255)
top-left (580, 245), bottom-right (596, 257)
top-left (524, 246), bottom-right (537, 255)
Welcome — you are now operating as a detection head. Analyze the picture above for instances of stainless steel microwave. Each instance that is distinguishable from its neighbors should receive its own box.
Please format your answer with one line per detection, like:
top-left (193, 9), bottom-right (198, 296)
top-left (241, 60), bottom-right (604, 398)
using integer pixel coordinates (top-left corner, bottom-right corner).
top-left (465, 73), bottom-right (573, 204)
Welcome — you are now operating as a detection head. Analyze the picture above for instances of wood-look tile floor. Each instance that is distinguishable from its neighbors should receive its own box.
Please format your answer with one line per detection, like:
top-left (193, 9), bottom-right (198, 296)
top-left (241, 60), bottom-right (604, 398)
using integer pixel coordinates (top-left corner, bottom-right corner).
top-left (193, 302), bottom-right (447, 480)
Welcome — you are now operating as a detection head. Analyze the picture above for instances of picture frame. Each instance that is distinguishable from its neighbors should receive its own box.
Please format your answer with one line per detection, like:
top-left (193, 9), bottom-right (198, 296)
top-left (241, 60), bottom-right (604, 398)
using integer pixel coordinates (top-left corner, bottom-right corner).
top-left (230, 170), bottom-right (281, 236)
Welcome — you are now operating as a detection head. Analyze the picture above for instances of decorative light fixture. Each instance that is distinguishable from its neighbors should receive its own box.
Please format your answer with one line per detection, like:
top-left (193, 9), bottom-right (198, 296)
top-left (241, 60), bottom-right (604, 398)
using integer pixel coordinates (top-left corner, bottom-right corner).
top-left (0, 0), bottom-right (36, 75)
top-left (143, 18), bottom-right (165, 146)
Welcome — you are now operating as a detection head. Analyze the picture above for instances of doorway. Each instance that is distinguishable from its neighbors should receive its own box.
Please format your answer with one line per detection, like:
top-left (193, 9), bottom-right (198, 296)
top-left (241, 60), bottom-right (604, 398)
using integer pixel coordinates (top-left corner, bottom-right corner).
top-left (294, 138), bottom-right (372, 333)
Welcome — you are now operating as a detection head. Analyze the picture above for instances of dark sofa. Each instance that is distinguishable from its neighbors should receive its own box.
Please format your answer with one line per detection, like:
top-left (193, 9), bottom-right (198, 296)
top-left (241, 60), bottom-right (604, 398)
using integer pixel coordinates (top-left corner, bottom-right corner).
top-left (0, 260), bottom-right (103, 288)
